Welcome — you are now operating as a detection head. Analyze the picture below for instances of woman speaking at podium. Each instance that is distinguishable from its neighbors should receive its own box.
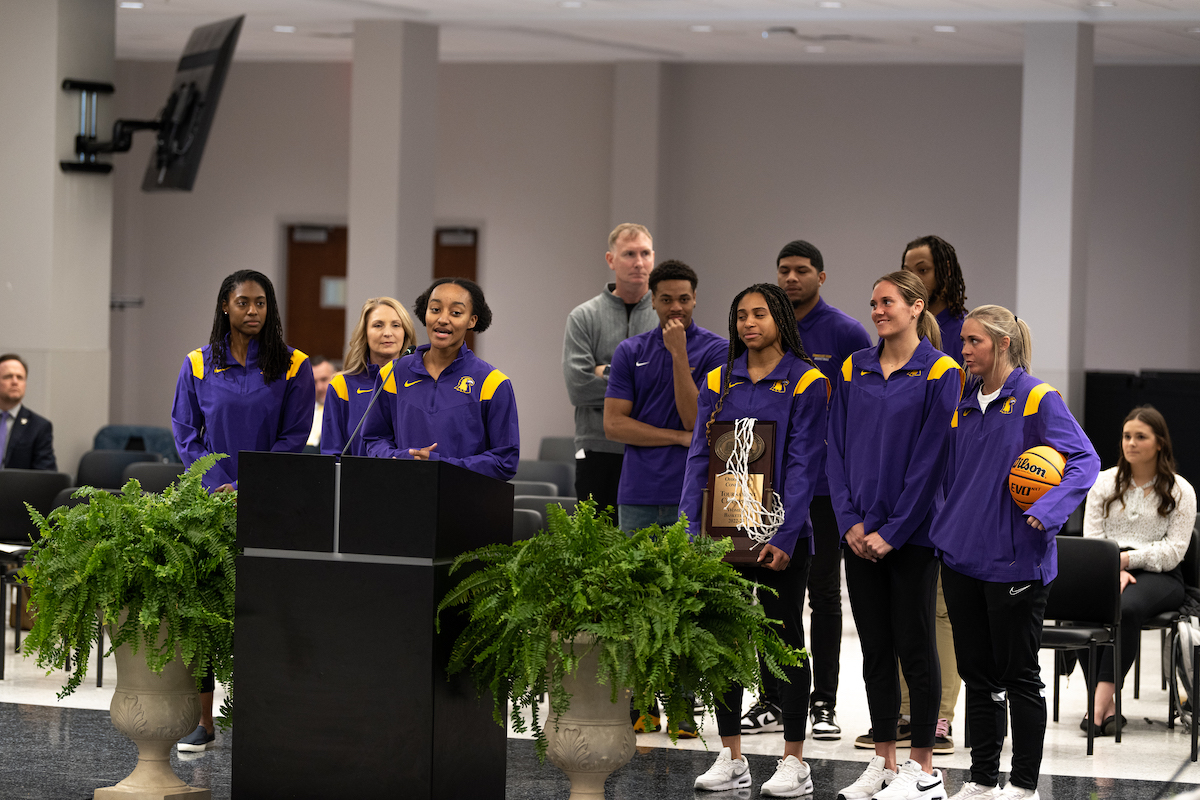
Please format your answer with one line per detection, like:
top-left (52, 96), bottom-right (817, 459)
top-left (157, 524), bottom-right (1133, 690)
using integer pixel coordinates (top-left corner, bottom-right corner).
top-left (170, 269), bottom-right (315, 752)
top-left (362, 278), bottom-right (519, 481)
top-left (680, 283), bottom-right (828, 798)
top-left (321, 297), bottom-right (416, 456)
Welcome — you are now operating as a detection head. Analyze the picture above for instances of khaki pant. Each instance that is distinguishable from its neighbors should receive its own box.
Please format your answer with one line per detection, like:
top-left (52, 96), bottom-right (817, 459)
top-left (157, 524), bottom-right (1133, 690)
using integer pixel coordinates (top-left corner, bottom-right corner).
top-left (900, 572), bottom-right (959, 722)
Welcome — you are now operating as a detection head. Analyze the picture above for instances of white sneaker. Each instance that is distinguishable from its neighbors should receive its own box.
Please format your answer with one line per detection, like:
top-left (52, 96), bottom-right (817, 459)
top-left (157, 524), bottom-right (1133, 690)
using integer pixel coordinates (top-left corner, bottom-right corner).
top-left (948, 783), bottom-right (1000, 799)
top-left (995, 786), bottom-right (1039, 800)
top-left (873, 759), bottom-right (947, 800)
top-left (694, 746), bottom-right (752, 792)
top-left (760, 755), bottom-right (813, 797)
top-left (836, 755), bottom-right (896, 800)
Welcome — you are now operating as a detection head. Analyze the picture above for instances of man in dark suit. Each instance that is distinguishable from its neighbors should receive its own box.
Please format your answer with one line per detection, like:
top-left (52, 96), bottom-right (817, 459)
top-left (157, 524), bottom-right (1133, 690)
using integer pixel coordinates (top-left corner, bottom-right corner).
top-left (0, 354), bottom-right (56, 471)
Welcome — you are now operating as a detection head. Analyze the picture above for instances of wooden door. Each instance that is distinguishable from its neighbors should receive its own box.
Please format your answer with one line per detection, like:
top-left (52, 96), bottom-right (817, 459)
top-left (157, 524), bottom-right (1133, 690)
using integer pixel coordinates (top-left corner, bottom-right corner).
top-left (432, 227), bottom-right (479, 351)
top-left (286, 225), bottom-right (348, 362)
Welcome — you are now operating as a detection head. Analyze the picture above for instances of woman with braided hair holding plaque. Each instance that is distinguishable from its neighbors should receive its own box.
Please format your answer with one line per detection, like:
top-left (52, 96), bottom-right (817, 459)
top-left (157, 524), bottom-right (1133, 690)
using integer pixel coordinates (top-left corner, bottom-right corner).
top-left (680, 283), bottom-right (828, 797)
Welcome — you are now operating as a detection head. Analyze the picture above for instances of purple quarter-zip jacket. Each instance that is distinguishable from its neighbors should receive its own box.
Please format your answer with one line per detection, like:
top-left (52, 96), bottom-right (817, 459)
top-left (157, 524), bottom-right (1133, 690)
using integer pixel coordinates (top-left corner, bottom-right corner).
top-left (929, 367), bottom-right (1099, 584)
top-left (826, 337), bottom-right (964, 550)
top-left (679, 351), bottom-right (829, 558)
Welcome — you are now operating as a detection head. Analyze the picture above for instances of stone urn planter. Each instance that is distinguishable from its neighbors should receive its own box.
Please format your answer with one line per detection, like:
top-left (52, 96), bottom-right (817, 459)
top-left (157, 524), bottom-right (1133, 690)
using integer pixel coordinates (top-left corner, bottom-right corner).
top-left (94, 625), bottom-right (210, 800)
top-left (16, 458), bottom-right (236, 799)
top-left (544, 635), bottom-right (636, 800)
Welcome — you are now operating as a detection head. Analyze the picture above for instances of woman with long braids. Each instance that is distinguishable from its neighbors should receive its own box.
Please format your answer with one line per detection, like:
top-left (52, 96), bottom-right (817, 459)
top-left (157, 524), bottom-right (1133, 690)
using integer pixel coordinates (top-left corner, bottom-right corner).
top-left (931, 305), bottom-right (1098, 800)
top-left (1080, 406), bottom-right (1195, 736)
top-left (895, 234), bottom-right (970, 756)
top-left (321, 297), bottom-right (417, 456)
top-left (680, 283), bottom-right (828, 797)
top-left (828, 271), bottom-right (963, 800)
top-left (902, 235), bottom-right (968, 365)
top-left (171, 269), bottom-right (315, 751)
top-left (172, 269), bottom-right (315, 492)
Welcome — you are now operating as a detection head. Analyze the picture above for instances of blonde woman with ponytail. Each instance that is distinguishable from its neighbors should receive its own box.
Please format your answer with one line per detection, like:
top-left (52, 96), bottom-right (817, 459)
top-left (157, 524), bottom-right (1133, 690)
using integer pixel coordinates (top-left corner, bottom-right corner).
top-left (828, 271), bottom-right (964, 800)
top-left (930, 305), bottom-right (1098, 800)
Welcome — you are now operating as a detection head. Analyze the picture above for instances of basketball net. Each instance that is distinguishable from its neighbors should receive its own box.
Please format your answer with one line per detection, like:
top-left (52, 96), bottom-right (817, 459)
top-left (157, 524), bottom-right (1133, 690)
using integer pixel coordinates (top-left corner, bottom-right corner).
top-left (720, 417), bottom-right (785, 545)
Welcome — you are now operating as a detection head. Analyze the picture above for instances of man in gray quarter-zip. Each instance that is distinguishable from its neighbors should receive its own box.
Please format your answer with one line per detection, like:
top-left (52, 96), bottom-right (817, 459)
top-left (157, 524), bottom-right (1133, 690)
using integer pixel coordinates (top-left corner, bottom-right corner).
top-left (562, 223), bottom-right (659, 513)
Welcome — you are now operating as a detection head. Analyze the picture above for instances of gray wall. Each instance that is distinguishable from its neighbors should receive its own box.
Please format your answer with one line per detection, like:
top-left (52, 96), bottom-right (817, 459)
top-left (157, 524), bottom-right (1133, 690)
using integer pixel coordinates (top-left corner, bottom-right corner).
top-left (109, 60), bottom-right (1200, 458)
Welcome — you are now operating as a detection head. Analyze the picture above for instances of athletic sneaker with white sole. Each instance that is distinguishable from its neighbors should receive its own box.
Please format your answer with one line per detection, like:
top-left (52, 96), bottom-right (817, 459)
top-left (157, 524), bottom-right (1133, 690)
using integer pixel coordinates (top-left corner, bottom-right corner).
top-left (811, 701), bottom-right (842, 740)
top-left (760, 755), bottom-right (813, 797)
top-left (836, 755), bottom-right (896, 800)
top-left (994, 786), bottom-right (1039, 800)
top-left (694, 746), bottom-right (752, 792)
top-left (176, 725), bottom-right (216, 752)
top-left (947, 783), bottom-right (999, 799)
top-left (872, 759), bottom-right (947, 800)
top-left (741, 698), bottom-right (784, 734)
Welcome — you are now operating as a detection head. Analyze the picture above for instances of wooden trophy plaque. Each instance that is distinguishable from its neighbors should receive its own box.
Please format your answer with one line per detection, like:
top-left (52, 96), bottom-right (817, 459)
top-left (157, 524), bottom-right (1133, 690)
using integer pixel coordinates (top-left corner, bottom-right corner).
top-left (702, 420), bottom-right (776, 563)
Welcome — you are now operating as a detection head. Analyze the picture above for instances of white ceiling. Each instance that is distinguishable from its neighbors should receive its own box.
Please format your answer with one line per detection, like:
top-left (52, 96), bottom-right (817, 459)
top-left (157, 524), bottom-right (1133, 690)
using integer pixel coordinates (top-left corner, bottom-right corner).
top-left (115, 0), bottom-right (1200, 64)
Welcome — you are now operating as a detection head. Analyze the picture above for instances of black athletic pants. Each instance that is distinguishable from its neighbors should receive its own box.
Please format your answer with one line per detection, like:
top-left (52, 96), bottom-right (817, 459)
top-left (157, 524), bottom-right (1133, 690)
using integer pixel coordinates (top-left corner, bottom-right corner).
top-left (575, 450), bottom-right (623, 513)
top-left (760, 495), bottom-right (842, 711)
top-left (715, 554), bottom-right (813, 742)
top-left (844, 543), bottom-right (940, 749)
top-left (1077, 567), bottom-right (1183, 686)
top-left (940, 562), bottom-right (1051, 791)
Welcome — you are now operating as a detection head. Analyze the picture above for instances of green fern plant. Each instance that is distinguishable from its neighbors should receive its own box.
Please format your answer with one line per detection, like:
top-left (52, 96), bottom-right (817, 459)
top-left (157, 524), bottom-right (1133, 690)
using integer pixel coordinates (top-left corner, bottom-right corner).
top-left (19, 454), bottom-right (237, 724)
top-left (436, 498), bottom-right (805, 761)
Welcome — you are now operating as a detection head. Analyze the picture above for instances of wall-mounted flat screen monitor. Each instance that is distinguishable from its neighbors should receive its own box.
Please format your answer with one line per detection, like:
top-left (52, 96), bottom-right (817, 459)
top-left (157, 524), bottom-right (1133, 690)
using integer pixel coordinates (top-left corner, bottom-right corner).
top-left (142, 15), bottom-right (242, 191)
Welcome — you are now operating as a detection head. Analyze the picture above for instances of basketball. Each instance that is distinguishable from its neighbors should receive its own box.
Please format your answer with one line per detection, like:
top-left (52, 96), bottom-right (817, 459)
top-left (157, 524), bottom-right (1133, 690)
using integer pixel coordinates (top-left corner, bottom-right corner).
top-left (1009, 446), bottom-right (1066, 511)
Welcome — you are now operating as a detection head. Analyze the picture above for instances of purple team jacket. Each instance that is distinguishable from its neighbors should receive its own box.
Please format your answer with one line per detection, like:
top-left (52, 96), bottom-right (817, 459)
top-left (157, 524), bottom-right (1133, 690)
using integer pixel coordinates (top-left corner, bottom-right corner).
top-left (826, 338), bottom-right (964, 550)
top-left (930, 368), bottom-right (1100, 585)
top-left (362, 344), bottom-right (519, 481)
top-left (679, 351), bottom-right (829, 558)
top-left (171, 338), bottom-right (315, 491)
top-left (321, 364), bottom-right (382, 457)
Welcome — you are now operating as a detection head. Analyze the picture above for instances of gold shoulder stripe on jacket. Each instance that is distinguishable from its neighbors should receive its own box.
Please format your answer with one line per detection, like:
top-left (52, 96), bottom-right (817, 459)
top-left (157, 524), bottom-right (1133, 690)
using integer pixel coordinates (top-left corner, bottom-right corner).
top-left (840, 356), bottom-right (853, 383)
top-left (951, 409), bottom-right (959, 428)
top-left (480, 370), bottom-right (509, 401)
top-left (1023, 383), bottom-right (1058, 416)
top-left (187, 349), bottom-right (204, 379)
top-left (286, 349), bottom-right (309, 380)
top-left (927, 354), bottom-right (966, 399)
top-left (794, 367), bottom-right (830, 402)
top-left (380, 360), bottom-right (397, 394)
top-left (706, 366), bottom-right (723, 394)
top-left (330, 374), bottom-right (348, 402)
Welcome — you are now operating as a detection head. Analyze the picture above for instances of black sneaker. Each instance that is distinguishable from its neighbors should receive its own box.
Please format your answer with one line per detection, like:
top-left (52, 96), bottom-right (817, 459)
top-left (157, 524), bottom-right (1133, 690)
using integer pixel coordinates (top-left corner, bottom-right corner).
top-left (810, 701), bottom-right (841, 740)
top-left (740, 699), bottom-right (783, 734)
top-left (853, 719), bottom-right (912, 749)
top-left (675, 714), bottom-right (700, 739)
top-left (177, 725), bottom-right (215, 752)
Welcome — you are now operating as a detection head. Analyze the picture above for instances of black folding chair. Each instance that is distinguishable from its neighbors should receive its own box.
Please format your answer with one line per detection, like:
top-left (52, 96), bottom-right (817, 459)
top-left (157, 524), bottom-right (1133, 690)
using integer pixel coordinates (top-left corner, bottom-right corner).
top-left (1040, 535), bottom-right (1122, 755)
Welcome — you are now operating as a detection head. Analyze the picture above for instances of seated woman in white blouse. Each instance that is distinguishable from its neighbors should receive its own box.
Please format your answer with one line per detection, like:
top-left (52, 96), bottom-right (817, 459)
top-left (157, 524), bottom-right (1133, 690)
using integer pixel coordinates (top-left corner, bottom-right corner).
top-left (1082, 405), bottom-right (1197, 736)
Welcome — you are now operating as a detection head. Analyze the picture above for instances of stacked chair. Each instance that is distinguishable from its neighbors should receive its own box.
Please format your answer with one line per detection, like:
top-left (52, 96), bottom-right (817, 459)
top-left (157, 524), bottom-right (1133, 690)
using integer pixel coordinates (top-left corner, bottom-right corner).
top-left (509, 435), bottom-right (580, 538)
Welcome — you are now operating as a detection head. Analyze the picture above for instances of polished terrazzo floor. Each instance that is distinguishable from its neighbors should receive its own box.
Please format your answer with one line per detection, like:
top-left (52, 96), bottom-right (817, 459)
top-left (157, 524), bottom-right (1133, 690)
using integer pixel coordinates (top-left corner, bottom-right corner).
top-left (5, 565), bottom-right (1200, 799)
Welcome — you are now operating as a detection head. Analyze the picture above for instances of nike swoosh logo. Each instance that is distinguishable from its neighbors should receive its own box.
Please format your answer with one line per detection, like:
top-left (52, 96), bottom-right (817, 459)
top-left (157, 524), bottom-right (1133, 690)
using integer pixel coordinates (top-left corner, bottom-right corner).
top-left (214, 367), bottom-right (230, 373)
top-left (917, 780), bottom-right (942, 792)
top-left (728, 381), bottom-right (745, 388)
top-left (357, 388), bottom-right (373, 394)
top-left (1010, 585), bottom-right (1031, 596)
top-left (635, 361), bottom-right (650, 367)
top-left (404, 380), bottom-right (422, 387)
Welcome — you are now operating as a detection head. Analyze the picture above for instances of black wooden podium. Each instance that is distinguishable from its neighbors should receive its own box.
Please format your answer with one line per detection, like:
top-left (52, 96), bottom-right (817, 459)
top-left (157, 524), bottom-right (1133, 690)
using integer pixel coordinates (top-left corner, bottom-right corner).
top-left (232, 452), bottom-right (513, 799)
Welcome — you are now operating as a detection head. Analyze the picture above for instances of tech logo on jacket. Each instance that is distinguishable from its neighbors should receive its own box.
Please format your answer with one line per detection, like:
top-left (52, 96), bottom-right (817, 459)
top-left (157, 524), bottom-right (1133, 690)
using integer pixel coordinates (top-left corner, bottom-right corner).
top-left (454, 376), bottom-right (476, 395)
